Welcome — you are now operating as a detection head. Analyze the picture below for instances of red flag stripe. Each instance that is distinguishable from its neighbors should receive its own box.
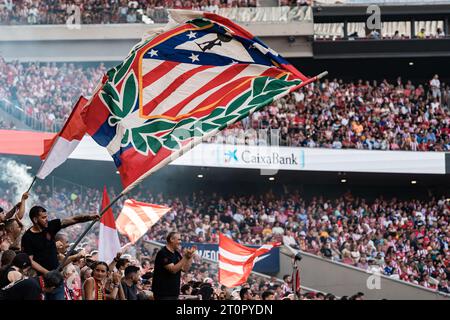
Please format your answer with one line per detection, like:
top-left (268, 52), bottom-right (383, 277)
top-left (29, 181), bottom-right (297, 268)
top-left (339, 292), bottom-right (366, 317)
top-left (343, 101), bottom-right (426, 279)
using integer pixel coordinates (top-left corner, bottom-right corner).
top-left (141, 60), bottom-right (180, 89)
top-left (218, 233), bottom-right (280, 288)
top-left (141, 64), bottom-right (215, 116)
top-left (40, 96), bottom-right (87, 160)
top-left (100, 186), bottom-right (116, 229)
top-left (140, 65), bottom-right (287, 122)
top-left (162, 63), bottom-right (249, 117)
top-left (218, 269), bottom-right (245, 287)
top-left (186, 67), bottom-right (286, 115)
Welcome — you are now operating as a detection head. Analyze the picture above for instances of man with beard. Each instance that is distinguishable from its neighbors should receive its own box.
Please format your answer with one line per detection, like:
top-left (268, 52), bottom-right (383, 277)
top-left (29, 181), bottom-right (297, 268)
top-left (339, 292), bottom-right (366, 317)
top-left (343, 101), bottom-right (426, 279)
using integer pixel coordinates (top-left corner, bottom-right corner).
top-left (20, 205), bottom-right (99, 300)
top-left (121, 265), bottom-right (140, 300)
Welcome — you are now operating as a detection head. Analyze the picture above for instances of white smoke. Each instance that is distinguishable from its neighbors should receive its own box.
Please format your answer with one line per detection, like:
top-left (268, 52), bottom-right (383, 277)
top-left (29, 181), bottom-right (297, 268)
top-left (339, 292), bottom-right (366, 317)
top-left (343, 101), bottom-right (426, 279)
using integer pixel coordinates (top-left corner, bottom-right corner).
top-left (0, 157), bottom-right (39, 227)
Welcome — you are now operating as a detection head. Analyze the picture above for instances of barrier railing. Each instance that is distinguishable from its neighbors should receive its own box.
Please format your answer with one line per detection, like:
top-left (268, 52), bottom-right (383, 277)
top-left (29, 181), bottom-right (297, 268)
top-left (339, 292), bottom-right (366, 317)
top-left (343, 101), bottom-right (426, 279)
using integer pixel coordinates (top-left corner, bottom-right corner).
top-left (0, 98), bottom-right (63, 132)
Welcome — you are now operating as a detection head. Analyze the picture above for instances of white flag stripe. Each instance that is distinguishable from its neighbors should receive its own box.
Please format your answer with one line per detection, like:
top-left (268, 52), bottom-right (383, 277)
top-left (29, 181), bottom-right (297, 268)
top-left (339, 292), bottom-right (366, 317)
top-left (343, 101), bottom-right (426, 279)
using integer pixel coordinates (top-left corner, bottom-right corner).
top-left (36, 137), bottom-right (80, 179)
top-left (121, 206), bottom-right (149, 237)
top-left (218, 261), bottom-right (244, 275)
top-left (177, 64), bottom-right (271, 116)
top-left (149, 64), bottom-right (238, 116)
top-left (219, 247), bottom-right (253, 263)
top-left (142, 58), bottom-right (165, 76)
top-left (142, 62), bottom-right (199, 107)
top-left (141, 206), bottom-right (162, 225)
top-left (98, 224), bottom-right (121, 264)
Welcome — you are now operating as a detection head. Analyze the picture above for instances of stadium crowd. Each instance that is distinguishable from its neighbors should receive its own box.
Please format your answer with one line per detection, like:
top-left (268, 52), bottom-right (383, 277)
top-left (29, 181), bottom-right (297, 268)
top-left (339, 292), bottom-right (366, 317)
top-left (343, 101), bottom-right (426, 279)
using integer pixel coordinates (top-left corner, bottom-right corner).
top-left (0, 0), bottom-right (313, 25)
top-left (1, 57), bottom-right (449, 151)
top-left (0, 58), bottom-right (106, 131)
top-left (0, 183), bottom-right (362, 300)
top-left (213, 76), bottom-right (450, 151)
top-left (1, 181), bottom-right (449, 299)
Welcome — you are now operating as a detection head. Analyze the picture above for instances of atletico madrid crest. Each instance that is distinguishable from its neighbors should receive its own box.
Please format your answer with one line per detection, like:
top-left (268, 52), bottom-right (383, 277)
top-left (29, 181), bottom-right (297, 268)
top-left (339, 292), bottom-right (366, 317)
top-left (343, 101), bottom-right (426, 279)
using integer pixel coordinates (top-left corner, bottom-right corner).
top-left (82, 11), bottom-right (315, 190)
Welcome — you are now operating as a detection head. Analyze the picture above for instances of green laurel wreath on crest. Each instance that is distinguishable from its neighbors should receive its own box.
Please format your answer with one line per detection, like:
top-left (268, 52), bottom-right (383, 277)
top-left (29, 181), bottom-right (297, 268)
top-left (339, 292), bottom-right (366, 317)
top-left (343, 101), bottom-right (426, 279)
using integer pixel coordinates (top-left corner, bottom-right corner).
top-left (101, 63), bottom-right (301, 156)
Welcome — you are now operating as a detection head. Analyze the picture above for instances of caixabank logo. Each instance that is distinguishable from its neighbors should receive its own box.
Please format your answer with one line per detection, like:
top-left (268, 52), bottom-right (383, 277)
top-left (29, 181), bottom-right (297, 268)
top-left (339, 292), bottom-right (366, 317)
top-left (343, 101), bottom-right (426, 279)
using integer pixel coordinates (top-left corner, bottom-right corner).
top-left (224, 147), bottom-right (305, 168)
top-left (224, 149), bottom-right (239, 163)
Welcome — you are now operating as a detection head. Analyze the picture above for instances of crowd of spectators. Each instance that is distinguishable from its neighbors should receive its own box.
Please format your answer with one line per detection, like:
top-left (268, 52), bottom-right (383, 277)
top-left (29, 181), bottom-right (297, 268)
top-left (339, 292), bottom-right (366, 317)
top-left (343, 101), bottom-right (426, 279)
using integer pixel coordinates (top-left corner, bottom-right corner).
top-left (1, 181), bottom-right (362, 300)
top-left (213, 75), bottom-right (450, 151)
top-left (1, 180), bottom-right (449, 297)
top-left (1, 57), bottom-right (449, 151)
top-left (0, 58), bottom-right (106, 131)
top-left (0, 0), bottom-right (310, 25)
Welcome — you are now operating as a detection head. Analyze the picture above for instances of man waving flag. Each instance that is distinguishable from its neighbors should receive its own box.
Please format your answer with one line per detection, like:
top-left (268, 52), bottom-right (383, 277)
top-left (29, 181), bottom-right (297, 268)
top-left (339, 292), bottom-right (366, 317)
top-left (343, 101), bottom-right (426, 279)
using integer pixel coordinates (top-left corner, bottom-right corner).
top-left (82, 10), bottom-right (326, 192)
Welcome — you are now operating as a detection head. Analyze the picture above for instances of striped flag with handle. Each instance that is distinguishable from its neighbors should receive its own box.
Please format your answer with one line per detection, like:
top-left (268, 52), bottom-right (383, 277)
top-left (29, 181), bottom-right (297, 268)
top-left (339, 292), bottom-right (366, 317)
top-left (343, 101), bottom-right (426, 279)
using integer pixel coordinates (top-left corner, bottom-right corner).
top-left (116, 199), bottom-right (170, 244)
top-left (98, 186), bottom-right (121, 264)
top-left (218, 233), bottom-right (280, 288)
top-left (37, 96), bottom-right (87, 179)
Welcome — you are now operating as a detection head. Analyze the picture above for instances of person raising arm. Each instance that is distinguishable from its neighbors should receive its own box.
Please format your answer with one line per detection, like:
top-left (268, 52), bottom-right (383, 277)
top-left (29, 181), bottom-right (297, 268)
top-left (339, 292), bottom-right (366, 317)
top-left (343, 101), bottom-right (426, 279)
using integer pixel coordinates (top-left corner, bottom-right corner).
top-left (21, 205), bottom-right (99, 300)
top-left (152, 232), bottom-right (196, 300)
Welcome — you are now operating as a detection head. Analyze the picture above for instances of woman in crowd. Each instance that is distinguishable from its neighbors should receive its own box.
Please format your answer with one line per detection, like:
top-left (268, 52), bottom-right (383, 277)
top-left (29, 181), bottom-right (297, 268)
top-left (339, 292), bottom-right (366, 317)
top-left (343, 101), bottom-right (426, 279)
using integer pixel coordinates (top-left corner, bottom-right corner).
top-left (82, 261), bottom-right (121, 300)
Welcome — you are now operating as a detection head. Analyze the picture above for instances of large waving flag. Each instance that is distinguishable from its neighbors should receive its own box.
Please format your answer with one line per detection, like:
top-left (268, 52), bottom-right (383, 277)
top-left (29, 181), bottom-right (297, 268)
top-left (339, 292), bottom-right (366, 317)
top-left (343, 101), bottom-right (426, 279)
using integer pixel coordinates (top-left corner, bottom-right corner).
top-left (219, 233), bottom-right (280, 288)
top-left (82, 10), bottom-right (322, 192)
top-left (116, 199), bottom-right (171, 244)
top-left (98, 186), bottom-right (121, 263)
top-left (36, 96), bottom-right (88, 179)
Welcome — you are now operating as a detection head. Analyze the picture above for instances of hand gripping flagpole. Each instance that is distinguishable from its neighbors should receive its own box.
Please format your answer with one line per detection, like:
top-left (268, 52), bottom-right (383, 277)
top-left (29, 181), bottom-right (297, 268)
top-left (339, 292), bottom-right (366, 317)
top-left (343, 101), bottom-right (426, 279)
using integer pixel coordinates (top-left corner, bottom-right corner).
top-left (58, 191), bottom-right (127, 270)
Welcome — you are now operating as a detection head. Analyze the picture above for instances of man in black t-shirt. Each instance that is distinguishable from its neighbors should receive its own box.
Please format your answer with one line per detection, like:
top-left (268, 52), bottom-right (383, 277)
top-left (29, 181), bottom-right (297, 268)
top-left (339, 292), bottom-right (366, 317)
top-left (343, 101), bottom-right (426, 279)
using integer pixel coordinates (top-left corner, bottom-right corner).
top-left (0, 270), bottom-right (64, 300)
top-left (121, 265), bottom-right (140, 300)
top-left (21, 205), bottom-right (99, 300)
top-left (152, 232), bottom-right (196, 300)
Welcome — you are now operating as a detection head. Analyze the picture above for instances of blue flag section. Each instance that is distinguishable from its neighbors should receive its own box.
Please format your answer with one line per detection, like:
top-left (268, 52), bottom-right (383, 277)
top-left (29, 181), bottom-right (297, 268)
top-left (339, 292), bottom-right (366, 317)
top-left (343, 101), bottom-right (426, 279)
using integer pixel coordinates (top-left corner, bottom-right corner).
top-left (182, 242), bottom-right (280, 274)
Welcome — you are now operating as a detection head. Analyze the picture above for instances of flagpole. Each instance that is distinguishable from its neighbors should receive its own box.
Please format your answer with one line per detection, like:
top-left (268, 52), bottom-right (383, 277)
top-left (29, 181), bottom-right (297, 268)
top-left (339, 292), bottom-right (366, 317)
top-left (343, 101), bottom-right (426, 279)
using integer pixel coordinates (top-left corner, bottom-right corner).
top-left (26, 176), bottom-right (37, 193)
top-left (58, 191), bottom-right (126, 270)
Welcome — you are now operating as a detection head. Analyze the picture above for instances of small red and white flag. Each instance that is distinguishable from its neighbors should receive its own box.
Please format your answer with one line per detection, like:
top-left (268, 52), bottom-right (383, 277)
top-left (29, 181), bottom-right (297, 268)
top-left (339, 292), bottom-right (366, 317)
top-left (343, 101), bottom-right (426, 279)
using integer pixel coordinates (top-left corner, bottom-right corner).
top-left (218, 233), bottom-right (280, 288)
top-left (116, 199), bottom-right (170, 244)
top-left (36, 96), bottom-right (88, 179)
top-left (98, 186), bottom-right (121, 264)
